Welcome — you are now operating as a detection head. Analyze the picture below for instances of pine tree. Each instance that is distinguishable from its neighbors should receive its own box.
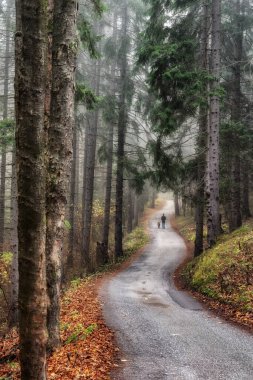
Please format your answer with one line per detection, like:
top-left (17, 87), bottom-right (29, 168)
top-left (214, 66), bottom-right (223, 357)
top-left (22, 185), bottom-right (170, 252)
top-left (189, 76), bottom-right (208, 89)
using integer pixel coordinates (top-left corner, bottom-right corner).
top-left (102, 8), bottom-right (118, 262)
top-left (205, 0), bottom-right (221, 247)
top-left (46, 0), bottom-right (78, 351)
top-left (115, 1), bottom-right (129, 257)
top-left (194, 1), bottom-right (209, 256)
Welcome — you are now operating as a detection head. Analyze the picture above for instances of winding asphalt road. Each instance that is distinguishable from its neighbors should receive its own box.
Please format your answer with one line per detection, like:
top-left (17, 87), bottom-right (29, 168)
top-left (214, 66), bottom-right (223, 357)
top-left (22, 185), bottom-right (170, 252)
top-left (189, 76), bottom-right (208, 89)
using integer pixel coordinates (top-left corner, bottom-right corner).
top-left (101, 201), bottom-right (253, 380)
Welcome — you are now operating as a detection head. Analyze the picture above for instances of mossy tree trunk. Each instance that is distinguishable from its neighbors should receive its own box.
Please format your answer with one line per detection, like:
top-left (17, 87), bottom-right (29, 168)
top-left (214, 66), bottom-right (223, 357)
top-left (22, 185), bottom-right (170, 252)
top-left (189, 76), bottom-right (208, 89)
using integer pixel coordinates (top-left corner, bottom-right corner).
top-left (46, 0), bottom-right (78, 351)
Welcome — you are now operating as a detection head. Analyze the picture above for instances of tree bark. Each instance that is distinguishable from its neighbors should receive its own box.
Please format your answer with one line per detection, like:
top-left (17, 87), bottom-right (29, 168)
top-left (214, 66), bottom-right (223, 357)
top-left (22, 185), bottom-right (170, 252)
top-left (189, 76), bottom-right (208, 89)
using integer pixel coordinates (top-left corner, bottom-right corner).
top-left (0, 0), bottom-right (12, 249)
top-left (16, 0), bottom-right (47, 378)
top-left (206, 0), bottom-right (221, 247)
top-left (127, 184), bottom-right (133, 233)
top-left (151, 190), bottom-right (156, 208)
top-left (8, 0), bottom-right (22, 332)
top-left (9, 150), bottom-right (19, 328)
top-left (102, 12), bottom-right (118, 261)
top-left (81, 30), bottom-right (102, 273)
top-left (102, 118), bottom-right (114, 260)
top-left (133, 193), bottom-right (139, 228)
top-left (46, 0), bottom-right (77, 351)
top-left (68, 121), bottom-right (79, 265)
top-left (115, 3), bottom-right (128, 258)
top-left (174, 191), bottom-right (180, 217)
top-left (195, 1), bottom-right (209, 256)
top-left (229, 0), bottom-right (243, 232)
top-left (242, 159), bottom-right (251, 218)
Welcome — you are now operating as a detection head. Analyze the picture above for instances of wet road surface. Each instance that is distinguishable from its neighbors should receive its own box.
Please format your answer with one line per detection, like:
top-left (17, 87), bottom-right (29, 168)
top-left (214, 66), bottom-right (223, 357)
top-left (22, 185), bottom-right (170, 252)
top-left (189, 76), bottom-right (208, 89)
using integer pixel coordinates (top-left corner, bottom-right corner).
top-left (101, 201), bottom-right (253, 380)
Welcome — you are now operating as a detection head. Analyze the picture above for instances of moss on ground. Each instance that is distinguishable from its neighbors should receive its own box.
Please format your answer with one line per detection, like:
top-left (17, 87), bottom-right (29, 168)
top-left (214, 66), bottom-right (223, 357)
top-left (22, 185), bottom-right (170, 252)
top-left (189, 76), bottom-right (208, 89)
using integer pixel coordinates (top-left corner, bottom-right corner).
top-left (179, 218), bottom-right (253, 314)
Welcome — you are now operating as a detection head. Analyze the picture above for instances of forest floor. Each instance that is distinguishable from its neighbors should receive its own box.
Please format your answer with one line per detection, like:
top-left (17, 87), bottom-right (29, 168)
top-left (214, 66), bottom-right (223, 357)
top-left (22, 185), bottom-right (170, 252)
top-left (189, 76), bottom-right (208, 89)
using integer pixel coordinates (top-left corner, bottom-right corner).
top-left (0, 202), bottom-right (162, 380)
top-left (173, 215), bottom-right (253, 332)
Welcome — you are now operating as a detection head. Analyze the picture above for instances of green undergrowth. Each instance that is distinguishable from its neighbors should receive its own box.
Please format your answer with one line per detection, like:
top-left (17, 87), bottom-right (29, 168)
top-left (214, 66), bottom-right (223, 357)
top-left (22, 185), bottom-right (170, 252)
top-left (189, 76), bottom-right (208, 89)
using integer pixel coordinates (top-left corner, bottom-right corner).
top-left (66, 226), bottom-right (150, 294)
top-left (100, 226), bottom-right (149, 272)
top-left (78, 225), bottom-right (149, 278)
top-left (176, 215), bottom-right (196, 242)
top-left (179, 218), bottom-right (253, 313)
top-left (123, 226), bottom-right (149, 256)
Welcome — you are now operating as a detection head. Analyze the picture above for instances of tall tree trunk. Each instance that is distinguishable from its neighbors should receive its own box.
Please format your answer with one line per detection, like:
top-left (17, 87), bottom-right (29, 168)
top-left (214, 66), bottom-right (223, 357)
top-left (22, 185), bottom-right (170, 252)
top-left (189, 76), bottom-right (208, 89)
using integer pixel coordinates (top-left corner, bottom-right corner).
top-left (242, 159), bottom-right (251, 218)
top-left (133, 193), bottom-right (139, 228)
top-left (68, 122), bottom-right (79, 265)
top-left (8, 0), bottom-right (21, 332)
top-left (195, 118), bottom-right (206, 255)
top-left (151, 190), bottom-right (156, 208)
top-left (206, 0), bottom-right (221, 247)
top-left (16, 0), bottom-right (47, 378)
top-left (115, 3), bottom-right (128, 258)
top-left (195, 2), bottom-right (209, 256)
top-left (229, 0), bottom-right (243, 232)
top-left (9, 150), bottom-right (19, 328)
top-left (127, 183), bottom-right (133, 233)
top-left (102, 118), bottom-right (114, 260)
top-left (102, 12), bottom-right (118, 261)
top-left (0, 145), bottom-right (7, 249)
top-left (46, 0), bottom-right (77, 351)
top-left (81, 33), bottom-right (102, 273)
top-left (0, 1), bottom-right (12, 249)
top-left (174, 191), bottom-right (180, 217)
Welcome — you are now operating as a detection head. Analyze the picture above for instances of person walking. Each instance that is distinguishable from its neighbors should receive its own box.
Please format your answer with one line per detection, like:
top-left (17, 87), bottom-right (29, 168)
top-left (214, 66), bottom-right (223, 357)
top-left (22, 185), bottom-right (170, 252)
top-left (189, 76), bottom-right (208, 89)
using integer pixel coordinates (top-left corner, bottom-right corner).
top-left (161, 213), bottom-right (166, 229)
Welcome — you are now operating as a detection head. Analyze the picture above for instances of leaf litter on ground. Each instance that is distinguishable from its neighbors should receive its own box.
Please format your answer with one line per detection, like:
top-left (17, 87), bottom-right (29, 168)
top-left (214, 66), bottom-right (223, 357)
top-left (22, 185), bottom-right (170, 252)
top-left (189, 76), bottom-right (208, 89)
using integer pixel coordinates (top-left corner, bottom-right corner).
top-left (0, 276), bottom-right (118, 380)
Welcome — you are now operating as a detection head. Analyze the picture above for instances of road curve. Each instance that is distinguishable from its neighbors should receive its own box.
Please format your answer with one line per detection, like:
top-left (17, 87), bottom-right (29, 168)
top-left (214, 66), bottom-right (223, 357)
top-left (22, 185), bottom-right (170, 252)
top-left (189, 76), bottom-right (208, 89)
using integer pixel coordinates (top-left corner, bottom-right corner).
top-left (101, 201), bottom-right (253, 380)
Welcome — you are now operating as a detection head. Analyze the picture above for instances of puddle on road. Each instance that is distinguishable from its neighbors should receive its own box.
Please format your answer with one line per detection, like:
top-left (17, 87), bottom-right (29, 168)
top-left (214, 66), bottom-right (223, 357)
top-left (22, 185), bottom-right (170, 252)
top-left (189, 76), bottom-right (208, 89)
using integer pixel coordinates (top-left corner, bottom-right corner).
top-left (139, 292), bottom-right (170, 309)
top-left (136, 290), bottom-right (152, 296)
top-left (144, 298), bottom-right (169, 309)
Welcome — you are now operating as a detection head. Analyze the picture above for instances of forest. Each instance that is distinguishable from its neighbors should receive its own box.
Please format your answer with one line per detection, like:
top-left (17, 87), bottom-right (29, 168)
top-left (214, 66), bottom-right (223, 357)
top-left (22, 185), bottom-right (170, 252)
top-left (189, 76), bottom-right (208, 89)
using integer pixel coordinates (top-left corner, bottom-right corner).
top-left (0, 0), bottom-right (253, 379)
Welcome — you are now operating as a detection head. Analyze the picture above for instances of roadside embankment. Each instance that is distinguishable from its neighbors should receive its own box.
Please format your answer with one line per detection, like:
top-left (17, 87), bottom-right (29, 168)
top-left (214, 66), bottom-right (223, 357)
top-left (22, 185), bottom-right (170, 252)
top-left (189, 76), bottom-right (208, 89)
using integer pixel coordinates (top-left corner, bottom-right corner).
top-left (174, 216), bottom-right (253, 332)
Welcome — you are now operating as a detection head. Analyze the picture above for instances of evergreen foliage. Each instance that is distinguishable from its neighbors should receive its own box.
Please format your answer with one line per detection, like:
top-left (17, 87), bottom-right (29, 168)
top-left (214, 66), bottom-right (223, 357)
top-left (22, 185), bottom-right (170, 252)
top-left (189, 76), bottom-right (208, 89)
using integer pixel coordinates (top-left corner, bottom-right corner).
top-left (0, 119), bottom-right (14, 147)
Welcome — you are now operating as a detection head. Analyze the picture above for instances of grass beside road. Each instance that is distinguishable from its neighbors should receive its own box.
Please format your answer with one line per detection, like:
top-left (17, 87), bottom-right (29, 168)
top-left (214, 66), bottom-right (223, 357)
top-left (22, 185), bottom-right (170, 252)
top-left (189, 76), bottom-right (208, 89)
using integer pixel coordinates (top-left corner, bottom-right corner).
top-left (176, 216), bottom-right (253, 331)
